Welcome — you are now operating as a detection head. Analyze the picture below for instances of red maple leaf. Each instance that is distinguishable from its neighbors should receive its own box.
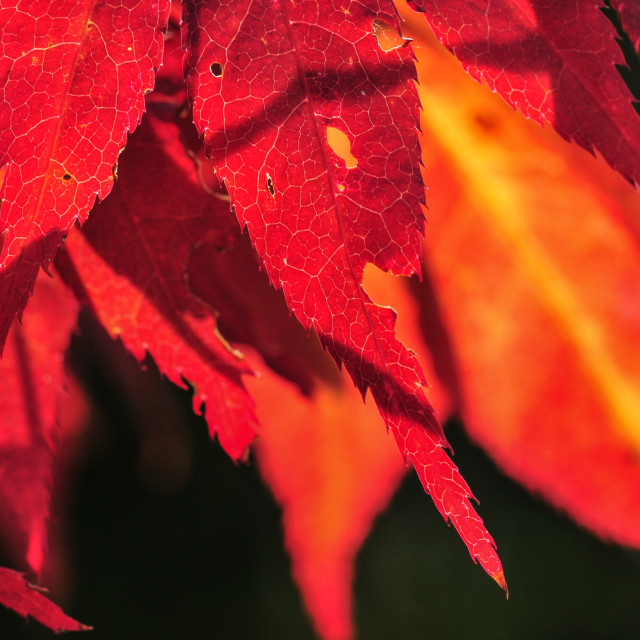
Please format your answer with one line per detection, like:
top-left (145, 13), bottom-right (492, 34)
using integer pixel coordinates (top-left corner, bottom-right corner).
top-left (0, 0), bottom-right (639, 636)
top-left (408, 0), bottom-right (640, 185)
top-left (0, 0), bottom-right (169, 347)
top-left (0, 567), bottom-right (89, 633)
top-left (0, 274), bottom-right (77, 576)
top-left (57, 28), bottom-right (258, 460)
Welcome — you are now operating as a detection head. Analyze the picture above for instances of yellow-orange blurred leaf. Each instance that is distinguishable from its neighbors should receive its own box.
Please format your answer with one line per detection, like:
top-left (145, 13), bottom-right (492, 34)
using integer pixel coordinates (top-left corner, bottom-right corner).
top-left (399, 2), bottom-right (640, 546)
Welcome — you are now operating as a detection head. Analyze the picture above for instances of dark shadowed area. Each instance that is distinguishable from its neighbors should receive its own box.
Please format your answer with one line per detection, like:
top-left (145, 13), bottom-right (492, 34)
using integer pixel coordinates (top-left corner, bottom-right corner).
top-left (1, 322), bottom-right (639, 640)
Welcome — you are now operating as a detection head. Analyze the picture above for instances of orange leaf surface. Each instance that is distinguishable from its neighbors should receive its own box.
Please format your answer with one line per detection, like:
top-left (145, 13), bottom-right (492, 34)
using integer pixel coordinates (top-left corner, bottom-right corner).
top-left (249, 352), bottom-right (406, 640)
top-left (403, 10), bottom-right (640, 546)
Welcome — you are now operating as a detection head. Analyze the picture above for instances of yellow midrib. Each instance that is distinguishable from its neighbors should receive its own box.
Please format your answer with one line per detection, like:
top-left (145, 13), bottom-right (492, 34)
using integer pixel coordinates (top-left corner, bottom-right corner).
top-left (418, 84), bottom-right (640, 454)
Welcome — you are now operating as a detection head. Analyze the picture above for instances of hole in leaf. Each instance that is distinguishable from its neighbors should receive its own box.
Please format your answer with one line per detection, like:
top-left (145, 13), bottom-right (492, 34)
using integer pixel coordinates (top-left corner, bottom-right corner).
top-left (266, 173), bottom-right (275, 198)
top-left (326, 127), bottom-right (358, 169)
top-left (210, 62), bottom-right (223, 77)
top-left (63, 173), bottom-right (71, 181)
top-left (372, 19), bottom-right (407, 52)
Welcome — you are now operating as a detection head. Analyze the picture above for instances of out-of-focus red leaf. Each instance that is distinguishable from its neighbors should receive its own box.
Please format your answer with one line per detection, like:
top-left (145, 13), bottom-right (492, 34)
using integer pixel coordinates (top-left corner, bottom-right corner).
top-left (406, 0), bottom-right (640, 186)
top-left (57, 32), bottom-right (257, 460)
top-left (614, 1), bottom-right (640, 50)
top-left (0, 274), bottom-right (77, 577)
top-left (407, 18), bottom-right (640, 546)
top-left (36, 369), bottom-right (91, 601)
top-left (250, 356), bottom-right (405, 640)
top-left (183, 0), bottom-right (505, 588)
top-left (0, 567), bottom-right (88, 632)
top-left (0, 0), bottom-right (169, 351)
top-left (222, 262), bottom-right (450, 640)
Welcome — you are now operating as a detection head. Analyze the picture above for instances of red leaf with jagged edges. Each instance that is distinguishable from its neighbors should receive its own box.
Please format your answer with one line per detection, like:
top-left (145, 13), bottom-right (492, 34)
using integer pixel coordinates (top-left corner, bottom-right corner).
top-left (406, 0), bottom-right (640, 186)
top-left (0, 0), bottom-right (169, 351)
top-left (404, 12), bottom-right (640, 547)
top-left (186, 231), bottom-right (335, 397)
top-left (182, 0), bottom-right (505, 589)
top-left (187, 227), bottom-right (452, 640)
top-left (56, 27), bottom-right (257, 460)
top-left (0, 273), bottom-right (77, 577)
top-left (0, 567), bottom-right (88, 632)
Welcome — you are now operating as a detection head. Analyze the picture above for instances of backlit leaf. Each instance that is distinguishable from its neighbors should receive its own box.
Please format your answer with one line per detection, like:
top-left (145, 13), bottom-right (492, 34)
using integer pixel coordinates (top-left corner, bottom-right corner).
top-left (188, 228), bottom-right (452, 640)
top-left (183, 0), bottom-right (505, 588)
top-left (0, 274), bottom-right (77, 577)
top-left (252, 264), bottom-right (451, 640)
top-left (406, 0), bottom-right (640, 185)
top-left (0, 0), bottom-right (169, 350)
top-left (58, 33), bottom-right (257, 460)
top-left (407, 17), bottom-right (640, 546)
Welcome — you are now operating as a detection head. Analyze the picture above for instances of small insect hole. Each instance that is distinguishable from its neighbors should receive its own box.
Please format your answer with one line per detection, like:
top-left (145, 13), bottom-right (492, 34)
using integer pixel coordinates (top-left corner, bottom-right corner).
top-left (266, 173), bottom-right (276, 197)
top-left (63, 173), bottom-right (71, 181)
top-left (326, 127), bottom-right (358, 169)
top-left (210, 62), bottom-right (223, 77)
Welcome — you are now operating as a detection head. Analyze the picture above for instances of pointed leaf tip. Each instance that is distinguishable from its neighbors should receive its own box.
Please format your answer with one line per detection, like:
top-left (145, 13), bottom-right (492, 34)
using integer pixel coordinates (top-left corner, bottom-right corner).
top-left (0, 568), bottom-right (91, 632)
top-left (493, 570), bottom-right (508, 597)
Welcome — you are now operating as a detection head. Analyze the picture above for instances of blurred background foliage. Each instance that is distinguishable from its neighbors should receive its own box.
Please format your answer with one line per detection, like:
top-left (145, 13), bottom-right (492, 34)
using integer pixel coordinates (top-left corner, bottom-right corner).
top-left (1, 316), bottom-right (640, 640)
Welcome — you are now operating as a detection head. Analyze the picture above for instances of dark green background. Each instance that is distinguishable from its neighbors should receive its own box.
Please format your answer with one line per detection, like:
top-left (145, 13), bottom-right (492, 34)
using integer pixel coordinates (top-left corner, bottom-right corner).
top-left (2, 327), bottom-right (640, 640)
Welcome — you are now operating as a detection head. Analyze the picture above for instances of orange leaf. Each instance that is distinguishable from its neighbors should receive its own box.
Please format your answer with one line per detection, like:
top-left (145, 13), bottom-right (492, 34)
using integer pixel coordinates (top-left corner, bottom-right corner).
top-left (403, 11), bottom-right (640, 546)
